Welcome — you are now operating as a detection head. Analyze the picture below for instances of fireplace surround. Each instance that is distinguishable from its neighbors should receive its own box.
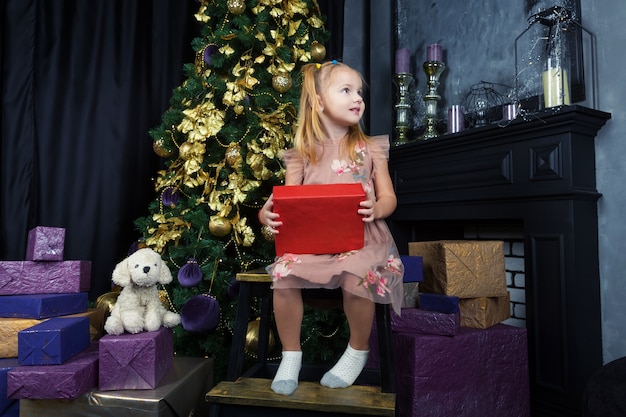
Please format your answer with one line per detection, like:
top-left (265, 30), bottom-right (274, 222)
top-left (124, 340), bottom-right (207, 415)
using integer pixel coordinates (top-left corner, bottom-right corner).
top-left (388, 105), bottom-right (611, 417)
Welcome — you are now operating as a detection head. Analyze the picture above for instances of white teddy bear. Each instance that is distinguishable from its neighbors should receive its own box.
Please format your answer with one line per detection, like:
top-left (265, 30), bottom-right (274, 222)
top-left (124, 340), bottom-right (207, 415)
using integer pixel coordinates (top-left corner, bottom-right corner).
top-left (104, 248), bottom-right (181, 335)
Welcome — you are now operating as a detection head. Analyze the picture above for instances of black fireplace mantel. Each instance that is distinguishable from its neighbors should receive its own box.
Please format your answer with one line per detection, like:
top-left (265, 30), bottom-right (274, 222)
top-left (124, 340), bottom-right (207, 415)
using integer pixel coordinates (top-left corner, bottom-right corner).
top-left (388, 105), bottom-right (611, 417)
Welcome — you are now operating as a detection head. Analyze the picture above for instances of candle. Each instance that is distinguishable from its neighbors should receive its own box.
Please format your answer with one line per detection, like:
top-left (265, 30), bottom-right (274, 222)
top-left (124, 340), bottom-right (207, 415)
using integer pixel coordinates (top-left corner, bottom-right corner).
top-left (542, 67), bottom-right (570, 108)
top-left (427, 43), bottom-right (442, 62)
top-left (395, 48), bottom-right (410, 74)
top-left (447, 105), bottom-right (465, 134)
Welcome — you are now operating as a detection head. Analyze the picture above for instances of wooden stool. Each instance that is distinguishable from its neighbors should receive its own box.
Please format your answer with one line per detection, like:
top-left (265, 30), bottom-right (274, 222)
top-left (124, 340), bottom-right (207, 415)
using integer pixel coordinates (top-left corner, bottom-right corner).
top-left (206, 269), bottom-right (396, 416)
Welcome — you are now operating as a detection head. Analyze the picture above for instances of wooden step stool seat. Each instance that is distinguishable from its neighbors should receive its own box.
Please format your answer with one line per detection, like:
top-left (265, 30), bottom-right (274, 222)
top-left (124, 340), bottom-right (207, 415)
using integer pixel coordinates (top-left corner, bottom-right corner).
top-left (206, 269), bottom-right (396, 416)
top-left (208, 377), bottom-right (395, 417)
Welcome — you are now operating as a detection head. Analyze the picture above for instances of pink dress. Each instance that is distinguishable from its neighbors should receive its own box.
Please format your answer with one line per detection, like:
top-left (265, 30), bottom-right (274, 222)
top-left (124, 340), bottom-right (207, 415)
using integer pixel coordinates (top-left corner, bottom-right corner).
top-left (267, 135), bottom-right (404, 315)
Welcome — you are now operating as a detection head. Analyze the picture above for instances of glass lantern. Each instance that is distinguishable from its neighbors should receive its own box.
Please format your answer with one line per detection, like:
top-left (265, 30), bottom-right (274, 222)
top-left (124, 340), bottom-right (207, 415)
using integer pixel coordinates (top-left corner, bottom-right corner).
top-left (514, 5), bottom-right (597, 112)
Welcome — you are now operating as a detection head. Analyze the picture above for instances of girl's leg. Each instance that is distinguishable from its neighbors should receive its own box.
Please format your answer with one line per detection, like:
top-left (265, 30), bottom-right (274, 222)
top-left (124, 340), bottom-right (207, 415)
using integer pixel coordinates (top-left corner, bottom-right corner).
top-left (271, 288), bottom-right (303, 395)
top-left (321, 290), bottom-right (375, 388)
top-left (273, 287), bottom-right (303, 350)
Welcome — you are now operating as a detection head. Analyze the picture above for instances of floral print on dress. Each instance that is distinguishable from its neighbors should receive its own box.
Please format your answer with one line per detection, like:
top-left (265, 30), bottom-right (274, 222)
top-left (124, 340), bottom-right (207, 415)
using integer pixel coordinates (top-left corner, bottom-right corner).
top-left (334, 250), bottom-right (359, 260)
top-left (330, 159), bottom-right (350, 175)
top-left (331, 142), bottom-right (368, 183)
top-left (359, 270), bottom-right (390, 296)
top-left (271, 253), bottom-right (301, 280)
top-left (357, 252), bottom-right (401, 297)
top-left (386, 254), bottom-right (403, 275)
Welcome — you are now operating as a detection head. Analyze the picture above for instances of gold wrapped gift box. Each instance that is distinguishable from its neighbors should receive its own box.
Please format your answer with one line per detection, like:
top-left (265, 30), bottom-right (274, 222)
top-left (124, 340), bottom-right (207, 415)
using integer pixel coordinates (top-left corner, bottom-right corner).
top-left (0, 318), bottom-right (40, 358)
top-left (408, 240), bottom-right (508, 298)
top-left (459, 292), bottom-right (511, 329)
top-left (0, 309), bottom-right (101, 358)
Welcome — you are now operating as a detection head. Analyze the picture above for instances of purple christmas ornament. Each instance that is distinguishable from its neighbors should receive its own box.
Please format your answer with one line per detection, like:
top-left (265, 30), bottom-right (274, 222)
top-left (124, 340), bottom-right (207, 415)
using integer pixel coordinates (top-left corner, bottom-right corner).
top-left (127, 241), bottom-right (140, 256)
top-left (203, 45), bottom-right (218, 67)
top-left (161, 187), bottom-right (179, 208)
top-left (181, 294), bottom-right (220, 333)
top-left (177, 258), bottom-right (202, 287)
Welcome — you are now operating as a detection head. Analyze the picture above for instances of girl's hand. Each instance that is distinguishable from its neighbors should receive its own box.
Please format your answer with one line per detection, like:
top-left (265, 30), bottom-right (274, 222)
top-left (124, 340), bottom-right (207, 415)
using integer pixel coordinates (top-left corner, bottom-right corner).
top-left (258, 194), bottom-right (282, 234)
top-left (358, 198), bottom-right (375, 223)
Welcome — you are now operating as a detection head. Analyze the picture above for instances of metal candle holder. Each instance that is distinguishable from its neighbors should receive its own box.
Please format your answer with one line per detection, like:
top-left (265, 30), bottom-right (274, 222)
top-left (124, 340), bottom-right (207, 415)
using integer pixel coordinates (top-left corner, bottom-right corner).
top-left (420, 60), bottom-right (446, 140)
top-left (393, 73), bottom-right (413, 146)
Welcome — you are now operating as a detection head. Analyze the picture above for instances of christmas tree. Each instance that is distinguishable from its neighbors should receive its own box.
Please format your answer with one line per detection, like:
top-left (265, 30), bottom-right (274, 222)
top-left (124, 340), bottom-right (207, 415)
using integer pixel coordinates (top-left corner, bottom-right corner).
top-left (134, 0), bottom-right (348, 381)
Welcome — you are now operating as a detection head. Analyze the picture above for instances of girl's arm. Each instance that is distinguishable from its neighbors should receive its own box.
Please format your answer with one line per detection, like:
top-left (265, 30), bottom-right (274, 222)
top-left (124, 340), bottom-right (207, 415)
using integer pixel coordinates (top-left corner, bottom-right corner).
top-left (258, 163), bottom-right (302, 232)
top-left (359, 157), bottom-right (397, 222)
top-left (258, 194), bottom-right (280, 231)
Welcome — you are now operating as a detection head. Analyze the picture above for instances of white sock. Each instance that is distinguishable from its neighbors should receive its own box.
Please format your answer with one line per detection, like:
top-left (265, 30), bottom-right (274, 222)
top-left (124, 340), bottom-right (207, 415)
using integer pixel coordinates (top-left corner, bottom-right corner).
top-left (320, 344), bottom-right (369, 389)
top-left (271, 351), bottom-right (302, 396)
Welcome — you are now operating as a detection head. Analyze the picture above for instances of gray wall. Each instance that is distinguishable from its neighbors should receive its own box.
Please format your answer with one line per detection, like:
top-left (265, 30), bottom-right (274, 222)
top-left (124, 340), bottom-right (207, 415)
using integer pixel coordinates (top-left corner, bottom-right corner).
top-left (345, 0), bottom-right (626, 364)
top-left (586, 0), bottom-right (626, 364)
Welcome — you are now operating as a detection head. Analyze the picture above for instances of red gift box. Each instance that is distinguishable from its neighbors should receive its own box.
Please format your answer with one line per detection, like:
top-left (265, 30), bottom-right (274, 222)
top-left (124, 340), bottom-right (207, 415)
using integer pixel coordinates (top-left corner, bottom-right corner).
top-left (273, 183), bottom-right (365, 255)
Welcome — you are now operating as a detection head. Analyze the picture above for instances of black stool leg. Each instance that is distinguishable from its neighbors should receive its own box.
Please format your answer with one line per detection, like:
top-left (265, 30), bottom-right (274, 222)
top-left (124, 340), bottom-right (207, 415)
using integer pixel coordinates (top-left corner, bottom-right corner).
top-left (375, 303), bottom-right (395, 393)
top-left (242, 289), bottom-right (274, 378)
top-left (255, 290), bottom-right (273, 366)
top-left (227, 281), bottom-right (252, 381)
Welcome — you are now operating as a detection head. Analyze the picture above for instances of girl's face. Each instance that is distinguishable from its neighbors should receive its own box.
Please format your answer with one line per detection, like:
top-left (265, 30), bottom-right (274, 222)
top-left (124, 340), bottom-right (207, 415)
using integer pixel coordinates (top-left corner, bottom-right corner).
top-left (317, 67), bottom-right (365, 130)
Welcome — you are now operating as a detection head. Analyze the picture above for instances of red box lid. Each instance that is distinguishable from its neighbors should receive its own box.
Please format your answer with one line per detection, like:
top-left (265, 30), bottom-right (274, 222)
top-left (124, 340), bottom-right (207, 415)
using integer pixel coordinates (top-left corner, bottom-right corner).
top-left (273, 183), bottom-right (365, 255)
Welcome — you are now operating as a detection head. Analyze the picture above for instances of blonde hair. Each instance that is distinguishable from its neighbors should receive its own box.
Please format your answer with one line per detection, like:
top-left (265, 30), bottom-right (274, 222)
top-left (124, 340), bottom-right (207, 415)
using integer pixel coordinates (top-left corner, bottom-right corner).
top-left (294, 61), bottom-right (370, 163)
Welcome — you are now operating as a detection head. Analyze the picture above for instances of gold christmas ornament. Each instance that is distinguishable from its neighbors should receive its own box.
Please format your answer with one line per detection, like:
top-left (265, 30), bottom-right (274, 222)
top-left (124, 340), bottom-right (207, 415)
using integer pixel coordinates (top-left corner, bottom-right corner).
top-left (227, 0), bottom-right (246, 15)
top-left (178, 141), bottom-right (194, 159)
top-left (95, 289), bottom-right (120, 316)
top-left (95, 288), bottom-right (120, 335)
top-left (261, 225), bottom-right (275, 242)
top-left (153, 138), bottom-right (174, 158)
top-left (225, 143), bottom-right (243, 167)
top-left (209, 216), bottom-right (232, 237)
top-left (310, 41), bottom-right (326, 62)
top-left (272, 73), bottom-right (292, 93)
top-left (245, 317), bottom-right (276, 355)
top-left (159, 289), bottom-right (175, 311)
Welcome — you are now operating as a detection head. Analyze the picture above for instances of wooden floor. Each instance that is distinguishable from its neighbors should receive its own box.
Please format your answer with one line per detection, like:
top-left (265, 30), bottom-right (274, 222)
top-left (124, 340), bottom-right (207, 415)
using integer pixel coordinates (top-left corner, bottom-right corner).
top-left (206, 377), bottom-right (396, 417)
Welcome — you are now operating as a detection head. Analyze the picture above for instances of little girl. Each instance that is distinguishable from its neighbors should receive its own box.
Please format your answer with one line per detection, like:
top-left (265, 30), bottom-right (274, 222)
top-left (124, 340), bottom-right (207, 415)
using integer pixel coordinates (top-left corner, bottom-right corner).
top-left (258, 61), bottom-right (404, 396)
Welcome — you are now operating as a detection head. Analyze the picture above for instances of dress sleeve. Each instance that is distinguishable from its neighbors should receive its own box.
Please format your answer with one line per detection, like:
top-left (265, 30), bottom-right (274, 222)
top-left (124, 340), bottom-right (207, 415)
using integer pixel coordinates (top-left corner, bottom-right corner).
top-left (281, 148), bottom-right (305, 185)
top-left (369, 134), bottom-right (390, 161)
top-left (368, 135), bottom-right (391, 183)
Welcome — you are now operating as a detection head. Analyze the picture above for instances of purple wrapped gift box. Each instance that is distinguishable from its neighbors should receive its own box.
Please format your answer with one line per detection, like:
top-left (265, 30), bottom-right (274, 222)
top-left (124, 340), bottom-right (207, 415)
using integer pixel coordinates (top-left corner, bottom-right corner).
top-left (25, 226), bottom-right (66, 261)
top-left (367, 308), bottom-right (460, 369)
top-left (419, 293), bottom-right (460, 314)
top-left (395, 324), bottom-right (530, 417)
top-left (0, 358), bottom-right (20, 414)
top-left (391, 308), bottom-right (460, 336)
top-left (7, 344), bottom-right (98, 400)
top-left (0, 293), bottom-right (88, 319)
top-left (99, 327), bottom-right (173, 391)
top-left (0, 261), bottom-right (91, 295)
top-left (18, 316), bottom-right (90, 365)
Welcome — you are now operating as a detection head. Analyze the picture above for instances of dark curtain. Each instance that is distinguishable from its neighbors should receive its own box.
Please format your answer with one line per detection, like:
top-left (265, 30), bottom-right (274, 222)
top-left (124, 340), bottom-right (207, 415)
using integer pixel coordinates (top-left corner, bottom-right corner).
top-left (0, 0), bottom-right (344, 301)
top-left (319, 0), bottom-right (344, 61)
top-left (0, 0), bottom-right (198, 299)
